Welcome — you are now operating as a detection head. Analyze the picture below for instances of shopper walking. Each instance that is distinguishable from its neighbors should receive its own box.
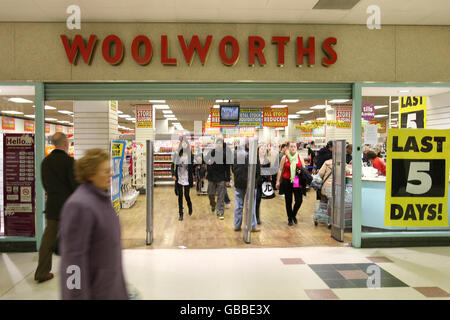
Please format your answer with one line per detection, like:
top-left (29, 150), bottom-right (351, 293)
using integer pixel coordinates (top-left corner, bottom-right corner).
top-left (59, 148), bottom-right (128, 300)
top-left (307, 141), bottom-right (316, 167)
top-left (276, 142), bottom-right (306, 226)
top-left (256, 145), bottom-right (271, 225)
top-left (171, 138), bottom-right (194, 221)
top-left (205, 138), bottom-right (232, 220)
top-left (34, 132), bottom-right (78, 283)
top-left (316, 141), bottom-right (333, 170)
top-left (346, 144), bottom-right (353, 164)
top-left (232, 139), bottom-right (260, 232)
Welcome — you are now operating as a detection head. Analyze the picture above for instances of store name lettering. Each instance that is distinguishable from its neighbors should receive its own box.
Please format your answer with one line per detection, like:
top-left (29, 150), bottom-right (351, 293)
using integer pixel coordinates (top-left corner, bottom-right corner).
top-left (60, 34), bottom-right (338, 67)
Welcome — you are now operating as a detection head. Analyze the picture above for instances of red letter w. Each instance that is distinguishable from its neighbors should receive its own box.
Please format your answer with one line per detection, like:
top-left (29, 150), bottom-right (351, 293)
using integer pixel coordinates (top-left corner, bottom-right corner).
top-left (177, 35), bottom-right (212, 66)
top-left (60, 34), bottom-right (97, 65)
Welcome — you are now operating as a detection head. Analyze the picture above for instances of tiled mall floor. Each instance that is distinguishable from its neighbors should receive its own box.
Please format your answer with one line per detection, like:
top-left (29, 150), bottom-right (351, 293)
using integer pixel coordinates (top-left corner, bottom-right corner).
top-left (1, 246), bottom-right (450, 300)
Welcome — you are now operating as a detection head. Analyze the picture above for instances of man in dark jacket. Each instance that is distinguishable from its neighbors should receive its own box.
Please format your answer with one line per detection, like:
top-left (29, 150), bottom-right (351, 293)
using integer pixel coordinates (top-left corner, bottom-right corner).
top-left (205, 138), bottom-right (232, 220)
top-left (232, 139), bottom-right (261, 232)
top-left (316, 141), bottom-right (333, 171)
top-left (34, 132), bottom-right (79, 283)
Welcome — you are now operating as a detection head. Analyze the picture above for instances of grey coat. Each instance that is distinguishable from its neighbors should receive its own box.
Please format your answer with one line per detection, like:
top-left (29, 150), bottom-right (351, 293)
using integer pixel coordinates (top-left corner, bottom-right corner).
top-left (59, 182), bottom-right (128, 300)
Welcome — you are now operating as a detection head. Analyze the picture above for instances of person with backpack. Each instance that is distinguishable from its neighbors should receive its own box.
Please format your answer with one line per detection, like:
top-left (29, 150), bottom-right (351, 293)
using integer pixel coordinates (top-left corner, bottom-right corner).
top-left (276, 142), bottom-right (306, 226)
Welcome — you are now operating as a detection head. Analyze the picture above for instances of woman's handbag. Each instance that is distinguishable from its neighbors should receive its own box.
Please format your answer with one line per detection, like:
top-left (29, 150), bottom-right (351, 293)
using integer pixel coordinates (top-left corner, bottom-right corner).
top-left (261, 181), bottom-right (275, 199)
top-left (293, 175), bottom-right (301, 188)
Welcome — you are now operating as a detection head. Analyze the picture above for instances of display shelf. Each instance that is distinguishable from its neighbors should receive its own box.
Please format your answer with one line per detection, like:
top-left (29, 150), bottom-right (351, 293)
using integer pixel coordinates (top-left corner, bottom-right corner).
top-left (154, 160), bottom-right (172, 163)
top-left (155, 152), bottom-right (173, 155)
top-left (154, 168), bottom-right (171, 171)
top-left (155, 176), bottom-right (172, 179)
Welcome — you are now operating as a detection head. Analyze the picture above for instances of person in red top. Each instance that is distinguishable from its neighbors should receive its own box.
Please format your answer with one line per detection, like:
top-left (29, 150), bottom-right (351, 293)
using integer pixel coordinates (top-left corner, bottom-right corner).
top-left (276, 142), bottom-right (306, 226)
top-left (366, 151), bottom-right (386, 176)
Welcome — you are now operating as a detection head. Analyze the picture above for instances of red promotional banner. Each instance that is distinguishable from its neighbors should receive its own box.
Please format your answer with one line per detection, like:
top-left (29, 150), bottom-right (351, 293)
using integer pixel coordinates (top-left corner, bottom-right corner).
top-left (24, 121), bottom-right (35, 132)
top-left (370, 119), bottom-right (387, 133)
top-left (336, 106), bottom-right (352, 129)
top-left (263, 107), bottom-right (288, 127)
top-left (136, 105), bottom-right (153, 128)
top-left (210, 108), bottom-right (235, 127)
top-left (45, 123), bottom-right (50, 134)
top-left (2, 117), bottom-right (15, 130)
top-left (3, 134), bottom-right (35, 237)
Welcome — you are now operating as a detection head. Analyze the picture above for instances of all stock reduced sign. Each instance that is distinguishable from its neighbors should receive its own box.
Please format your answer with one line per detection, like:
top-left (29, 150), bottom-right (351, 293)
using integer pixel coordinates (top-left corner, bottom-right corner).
top-left (385, 129), bottom-right (450, 227)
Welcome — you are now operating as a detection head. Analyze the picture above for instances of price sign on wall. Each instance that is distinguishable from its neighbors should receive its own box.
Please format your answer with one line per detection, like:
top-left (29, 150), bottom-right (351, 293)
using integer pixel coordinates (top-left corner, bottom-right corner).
top-left (136, 105), bottom-right (153, 128)
top-left (385, 129), bottom-right (450, 227)
top-left (399, 96), bottom-right (427, 129)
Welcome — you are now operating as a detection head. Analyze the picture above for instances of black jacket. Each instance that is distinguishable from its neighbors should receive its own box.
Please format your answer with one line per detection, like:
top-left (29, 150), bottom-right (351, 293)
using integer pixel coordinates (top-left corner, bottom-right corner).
top-left (42, 149), bottom-right (79, 220)
top-left (171, 151), bottom-right (195, 188)
top-left (232, 147), bottom-right (261, 190)
top-left (205, 145), bottom-right (232, 183)
top-left (316, 147), bottom-right (332, 170)
top-left (297, 167), bottom-right (312, 196)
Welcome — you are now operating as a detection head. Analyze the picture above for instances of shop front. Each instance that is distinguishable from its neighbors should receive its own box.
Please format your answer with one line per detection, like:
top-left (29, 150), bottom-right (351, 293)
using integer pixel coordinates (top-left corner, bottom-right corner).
top-left (0, 22), bottom-right (449, 251)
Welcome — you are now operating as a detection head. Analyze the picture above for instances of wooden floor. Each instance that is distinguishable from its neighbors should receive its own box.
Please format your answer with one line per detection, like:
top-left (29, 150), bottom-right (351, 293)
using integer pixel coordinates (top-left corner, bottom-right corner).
top-left (119, 186), bottom-right (352, 249)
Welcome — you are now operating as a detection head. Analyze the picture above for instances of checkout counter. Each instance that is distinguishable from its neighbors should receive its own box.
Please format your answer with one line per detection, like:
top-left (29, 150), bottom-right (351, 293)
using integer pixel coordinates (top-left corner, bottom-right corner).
top-left (347, 172), bottom-right (450, 232)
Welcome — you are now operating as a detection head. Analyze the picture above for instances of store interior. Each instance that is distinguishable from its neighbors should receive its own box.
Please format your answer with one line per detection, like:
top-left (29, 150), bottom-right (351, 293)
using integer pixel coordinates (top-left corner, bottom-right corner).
top-left (1, 85), bottom-right (449, 247)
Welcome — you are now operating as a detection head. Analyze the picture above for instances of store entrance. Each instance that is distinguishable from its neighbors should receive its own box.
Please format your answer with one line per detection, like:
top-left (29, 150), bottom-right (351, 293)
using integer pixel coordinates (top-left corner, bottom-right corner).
top-left (110, 98), bottom-right (353, 249)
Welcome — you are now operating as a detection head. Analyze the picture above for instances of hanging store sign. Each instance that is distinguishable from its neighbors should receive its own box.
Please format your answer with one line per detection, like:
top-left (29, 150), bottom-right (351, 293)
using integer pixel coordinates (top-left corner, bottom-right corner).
top-left (109, 100), bottom-right (118, 112)
top-left (2, 118), bottom-right (15, 130)
top-left (24, 121), bottom-right (35, 132)
top-left (370, 119), bottom-right (386, 134)
top-left (385, 129), bottom-right (449, 227)
top-left (210, 108), bottom-right (235, 127)
top-left (238, 127), bottom-right (256, 138)
top-left (136, 105), bottom-right (153, 128)
top-left (45, 123), bottom-right (50, 134)
top-left (204, 121), bottom-right (221, 135)
top-left (312, 126), bottom-right (326, 137)
top-left (55, 125), bottom-right (63, 133)
top-left (111, 140), bottom-right (126, 214)
top-left (3, 134), bottom-right (35, 237)
top-left (67, 127), bottom-right (74, 134)
top-left (221, 127), bottom-right (239, 138)
top-left (239, 108), bottom-right (263, 127)
top-left (362, 103), bottom-right (375, 121)
top-left (60, 34), bottom-right (338, 68)
top-left (263, 107), bottom-right (288, 127)
top-left (399, 96), bottom-right (427, 129)
top-left (335, 106), bottom-right (352, 129)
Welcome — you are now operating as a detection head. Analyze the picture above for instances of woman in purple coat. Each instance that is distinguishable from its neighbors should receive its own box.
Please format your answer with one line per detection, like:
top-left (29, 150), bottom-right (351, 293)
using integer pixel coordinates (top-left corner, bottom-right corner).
top-left (59, 148), bottom-right (128, 300)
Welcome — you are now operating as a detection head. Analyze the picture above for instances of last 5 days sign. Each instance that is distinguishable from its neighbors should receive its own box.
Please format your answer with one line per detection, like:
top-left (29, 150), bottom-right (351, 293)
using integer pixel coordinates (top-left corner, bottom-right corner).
top-left (385, 129), bottom-right (450, 227)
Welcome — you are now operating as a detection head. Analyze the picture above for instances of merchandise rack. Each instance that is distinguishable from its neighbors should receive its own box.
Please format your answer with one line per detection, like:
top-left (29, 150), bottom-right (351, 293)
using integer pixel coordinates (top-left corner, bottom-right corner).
top-left (154, 144), bottom-right (175, 185)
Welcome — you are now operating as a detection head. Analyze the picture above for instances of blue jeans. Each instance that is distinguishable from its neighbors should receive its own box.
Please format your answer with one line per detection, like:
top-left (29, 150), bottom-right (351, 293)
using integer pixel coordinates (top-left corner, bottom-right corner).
top-left (234, 188), bottom-right (257, 230)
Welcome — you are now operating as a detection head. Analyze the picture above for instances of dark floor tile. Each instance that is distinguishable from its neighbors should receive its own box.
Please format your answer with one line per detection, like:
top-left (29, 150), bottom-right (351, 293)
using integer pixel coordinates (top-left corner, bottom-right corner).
top-left (338, 270), bottom-right (369, 280)
top-left (308, 264), bottom-right (336, 272)
top-left (380, 278), bottom-right (409, 288)
top-left (280, 258), bottom-right (305, 265)
top-left (305, 289), bottom-right (340, 300)
top-left (315, 271), bottom-right (346, 281)
top-left (353, 263), bottom-right (376, 271)
top-left (323, 279), bottom-right (356, 289)
top-left (414, 287), bottom-right (450, 298)
top-left (366, 256), bottom-right (394, 263)
top-left (332, 264), bottom-right (360, 270)
top-left (349, 279), bottom-right (370, 288)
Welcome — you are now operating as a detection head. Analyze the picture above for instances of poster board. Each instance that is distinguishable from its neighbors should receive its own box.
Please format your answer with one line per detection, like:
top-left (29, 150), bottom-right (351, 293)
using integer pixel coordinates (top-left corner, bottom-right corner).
top-left (399, 96), bottom-right (427, 129)
top-left (111, 140), bottom-right (126, 214)
top-left (384, 129), bottom-right (449, 227)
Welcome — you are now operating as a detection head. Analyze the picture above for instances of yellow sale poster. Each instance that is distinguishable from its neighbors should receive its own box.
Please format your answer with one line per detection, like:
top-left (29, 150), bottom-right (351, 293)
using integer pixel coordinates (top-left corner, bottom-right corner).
top-left (385, 129), bottom-right (450, 227)
top-left (399, 96), bottom-right (427, 129)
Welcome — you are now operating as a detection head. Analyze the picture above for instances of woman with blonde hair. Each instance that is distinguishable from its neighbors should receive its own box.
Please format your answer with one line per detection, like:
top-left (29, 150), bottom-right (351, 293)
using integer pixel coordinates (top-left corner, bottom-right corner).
top-left (59, 148), bottom-right (128, 300)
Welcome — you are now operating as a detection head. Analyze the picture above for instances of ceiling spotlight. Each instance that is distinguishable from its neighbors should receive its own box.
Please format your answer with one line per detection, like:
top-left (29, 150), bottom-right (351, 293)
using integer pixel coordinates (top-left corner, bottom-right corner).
top-left (391, 111), bottom-right (399, 114)
top-left (149, 100), bottom-right (166, 103)
top-left (58, 110), bottom-right (73, 115)
top-left (119, 114), bottom-right (131, 118)
top-left (399, 90), bottom-right (410, 93)
top-left (297, 110), bottom-right (314, 114)
top-left (281, 99), bottom-right (299, 103)
top-left (374, 105), bottom-right (388, 109)
top-left (215, 99), bottom-right (231, 103)
top-left (310, 105), bottom-right (327, 110)
top-left (45, 118), bottom-right (58, 121)
top-left (153, 104), bottom-right (170, 109)
top-left (392, 100), bottom-right (399, 103)
top-left (374, 115), bottom-right (388, 118)
top-left (8, 97), bottom-right (33, 103)
top-left (329, 99), bottom-right (350, 103)
top-left (213, 105), bottom-right (220, 108)
top-left (162, 110), bottom-right (173, 114)
top-left (24, 114), bottom-right (35, 118)
top-left (2, 110), bottom-right (24, 115)
top-left (288, 115), bottom-right (300, 119)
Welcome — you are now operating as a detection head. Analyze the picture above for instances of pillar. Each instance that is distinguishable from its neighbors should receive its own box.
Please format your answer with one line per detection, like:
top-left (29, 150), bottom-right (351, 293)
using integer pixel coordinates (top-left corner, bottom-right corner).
top-left (73, 101), bottom-right (119, 160)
